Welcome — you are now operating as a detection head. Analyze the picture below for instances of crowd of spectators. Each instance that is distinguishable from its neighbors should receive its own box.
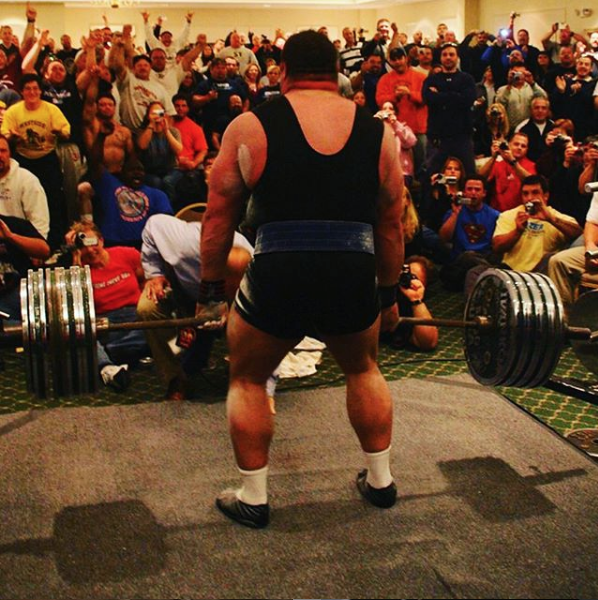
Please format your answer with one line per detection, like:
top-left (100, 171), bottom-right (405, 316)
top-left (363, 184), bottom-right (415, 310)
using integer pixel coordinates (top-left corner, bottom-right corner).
top-left (0, 5), bottom-right (597, 393)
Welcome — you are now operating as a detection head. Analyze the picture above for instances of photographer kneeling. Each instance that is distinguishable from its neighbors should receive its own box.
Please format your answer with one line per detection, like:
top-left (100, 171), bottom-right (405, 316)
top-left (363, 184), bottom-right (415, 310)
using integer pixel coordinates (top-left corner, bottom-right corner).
top-left (65, 222), bottom-right (149, 391)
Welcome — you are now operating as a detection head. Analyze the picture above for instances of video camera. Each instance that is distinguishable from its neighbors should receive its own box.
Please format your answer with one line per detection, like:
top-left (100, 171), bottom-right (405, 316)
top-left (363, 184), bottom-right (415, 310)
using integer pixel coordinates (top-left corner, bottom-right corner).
top-left (398, 264), bottom-right (417, 289)
top-left (61, 232), bottom-right (99, 254)
top-left (585, 182), bottom-right (598, 194)
top-left (434, 174), bottom-right (458, 186)
top-left (454, 193), bottom-right (473, 206)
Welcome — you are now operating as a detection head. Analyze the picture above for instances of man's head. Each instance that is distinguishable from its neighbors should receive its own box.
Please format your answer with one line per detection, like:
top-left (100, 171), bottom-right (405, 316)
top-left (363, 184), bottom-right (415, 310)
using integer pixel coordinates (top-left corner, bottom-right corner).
top-left (281, 30), bottom-right (338, 86)
top-left (440, 43), bottom-right (459, 72)
top-left (413, 30), bottom-right (423, 44)
top-left (437, 23), bottom-right (448, 41)
top-left (45, 59), bottom-right (67, 86)
top-left (0, 134), bottom-right (11, 178)
top-left (366, 53), bottom-right (383, 74)
top-left (516, 29), bottom-right (530, 46)
top-left (121, 157), bottom-right (145, 189)
top-left (558, 25), bottom-right (573, 45)
top-left (1, 26), bottom-right (13, 47)
top-left (97, 94), bottom-right (117, 120)
top-left (509, 132), bottom-right (529, 160)
top-left (521, 174), bottom-right (549, 206)
top-left (508, 50), bottom-right (524, 66)
top-left (559, 46), bottom-right (575, 68)
top-left (209, 57), bottom-right (228, 81)
top-left (388, 46), bottom-right (408, 73)
top-left (537, 51), bottom-right (552, 69)
top-left (229, 32), bottom-right (242, 49)
top-left (159, 30), bottom-right (173, 48)
top-left (418, 45), bottom-right (433, 67)
top-left (317, 26), bottom-right (329, 39)
top-left (60, 34), bottom-right (72, 51)
top-left (19, 74), bottom-right (43, 109)
top-left (172, 93), bottom-right (190, 120)
top-left (575, 55), bottom-right (593, 78)
top-left (225, 57), bottom-right (240, 78)
top-left (228, 94), bottom-right (243, 117)
top-left (530, 97), bottom-right (550, 124)
top-left (132, 55), bottom-right (152, 80)
top-left (341, 27), bottom-right (355, 46)
top-left (376, 19), bottom-right (391, 41)
top-left (150, 48), bottom-right (167, 73)
top-left (463, 176), bottom-right (487, 209)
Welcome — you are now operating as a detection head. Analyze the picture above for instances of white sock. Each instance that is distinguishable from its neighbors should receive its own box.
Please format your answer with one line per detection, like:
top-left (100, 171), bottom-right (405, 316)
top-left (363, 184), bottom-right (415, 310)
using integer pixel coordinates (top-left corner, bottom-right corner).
top-left (236, 465), bottom-right (269, 505)
top-left (364, 446), bottom-right (393, 489)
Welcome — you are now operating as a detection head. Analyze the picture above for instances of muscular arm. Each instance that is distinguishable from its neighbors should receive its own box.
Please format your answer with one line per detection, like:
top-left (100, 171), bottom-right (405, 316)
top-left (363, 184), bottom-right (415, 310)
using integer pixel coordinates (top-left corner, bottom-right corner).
top-left (375, 124), bottom-right (404, 288)
top-left (200, 114), bottom-right (261, 282)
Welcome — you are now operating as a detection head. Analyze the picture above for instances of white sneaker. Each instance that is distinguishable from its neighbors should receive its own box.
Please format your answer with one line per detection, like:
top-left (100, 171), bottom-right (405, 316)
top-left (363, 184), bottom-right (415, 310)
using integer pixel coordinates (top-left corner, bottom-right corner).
top-left (100, 364), bottom-right (130, 391)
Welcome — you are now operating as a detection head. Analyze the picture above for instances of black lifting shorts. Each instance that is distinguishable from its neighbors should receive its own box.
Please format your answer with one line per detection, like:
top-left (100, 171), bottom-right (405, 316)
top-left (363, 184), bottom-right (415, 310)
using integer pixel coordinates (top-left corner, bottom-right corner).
top-left (234, 251), bottom-right (380, 340)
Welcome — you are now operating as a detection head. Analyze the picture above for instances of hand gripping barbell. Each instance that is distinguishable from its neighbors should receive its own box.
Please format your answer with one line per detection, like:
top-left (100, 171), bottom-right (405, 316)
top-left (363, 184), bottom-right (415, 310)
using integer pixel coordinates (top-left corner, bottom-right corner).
top-left (1, 267), bottom-right (596, 399)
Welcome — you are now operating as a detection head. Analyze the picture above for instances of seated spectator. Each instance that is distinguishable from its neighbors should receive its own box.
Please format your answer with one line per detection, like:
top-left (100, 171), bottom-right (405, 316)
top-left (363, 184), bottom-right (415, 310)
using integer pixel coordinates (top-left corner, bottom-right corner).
top-left (380, 255), bottom-right (438, 351)
top-left (0, 214), bottom-right (50, 326)
top-left (479, 131), bottom-right (536, 212)
top-left (0, 134), bottom-right (49, 240)
top-left (136, 101), bottom-right (183, 200)
top-left (170, 94), bottom-right (208, 211)
top-left (548, 185), bottom-right (598, 309)
top-left (256, 64), bottom-right (282, 104)
top-left (351, 90), bottom-right (368, 112)
top-left (66, 221), bottom-right (149, 391)
top-left (426, 156), bottom-right (466, 232)
top-left (473, 102), bottom-right (509, 159)
top-left (78, 148), bottom-right (173, 248)
top-left (492, 174), bottom-right (582, 272)
top-left (514, 97), bottom-right (555, 162)
top-left (438, 175), bottom-right (500, 291)
top-left (136, 214), bottom-right (253, 400)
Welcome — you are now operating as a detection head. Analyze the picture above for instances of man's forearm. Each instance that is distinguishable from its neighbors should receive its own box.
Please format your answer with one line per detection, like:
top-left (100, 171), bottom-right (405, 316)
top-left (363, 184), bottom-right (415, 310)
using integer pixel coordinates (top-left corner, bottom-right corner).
top-left (492, 229), bottom-right (522, 254)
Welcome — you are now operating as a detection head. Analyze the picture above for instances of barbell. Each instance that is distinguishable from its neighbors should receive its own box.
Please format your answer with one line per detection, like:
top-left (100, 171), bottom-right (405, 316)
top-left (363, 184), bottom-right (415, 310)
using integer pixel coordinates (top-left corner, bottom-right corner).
top-left (1, 266), bottom-right (597, 399)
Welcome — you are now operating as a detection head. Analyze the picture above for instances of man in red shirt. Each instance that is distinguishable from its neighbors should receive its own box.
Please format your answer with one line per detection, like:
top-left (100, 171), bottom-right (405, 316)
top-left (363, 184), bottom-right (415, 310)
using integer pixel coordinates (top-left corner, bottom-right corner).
top-left (375, 46), bottom-right (427, 174)
top-left (65, 221), bottom-right (148, 390)
top-left (171, 93), bottom-right (209, 209)
top-left (478, 131), bottom-right (536, 212)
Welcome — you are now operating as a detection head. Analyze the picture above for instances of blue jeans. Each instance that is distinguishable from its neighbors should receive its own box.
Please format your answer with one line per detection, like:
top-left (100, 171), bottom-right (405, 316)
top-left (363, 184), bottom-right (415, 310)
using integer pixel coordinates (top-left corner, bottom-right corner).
top-left (97, 305), bottom-right (149, 369)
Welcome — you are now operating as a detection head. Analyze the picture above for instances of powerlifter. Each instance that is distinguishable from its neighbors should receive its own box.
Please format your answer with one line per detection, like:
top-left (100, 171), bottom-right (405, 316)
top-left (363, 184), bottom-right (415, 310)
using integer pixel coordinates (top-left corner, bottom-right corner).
top-left (196, 30), bottom-right (404, 529)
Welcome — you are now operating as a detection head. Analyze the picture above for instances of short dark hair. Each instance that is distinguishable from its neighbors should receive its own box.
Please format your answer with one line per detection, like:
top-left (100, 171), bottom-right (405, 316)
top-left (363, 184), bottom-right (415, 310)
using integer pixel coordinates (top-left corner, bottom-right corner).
top-left (19, 73), bottom-right (42, 91)
top-left (97, 93), bottom-right (116, 105)
top-left (172, 93), bottom-right (189, 105)
top-left (282, 30), bottom-right (338, 79)
top-left (389, 46), bottom-right (407, 60)
top-left (522, 174), bottom-right (549, 193)
top-left (464, 174), bottom-right (487, 190)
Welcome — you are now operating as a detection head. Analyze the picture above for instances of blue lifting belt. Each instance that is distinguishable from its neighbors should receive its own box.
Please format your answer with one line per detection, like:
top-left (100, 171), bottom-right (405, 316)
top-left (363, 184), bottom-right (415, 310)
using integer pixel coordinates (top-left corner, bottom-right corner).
top-left (254, 220), bottom-right (375, 255)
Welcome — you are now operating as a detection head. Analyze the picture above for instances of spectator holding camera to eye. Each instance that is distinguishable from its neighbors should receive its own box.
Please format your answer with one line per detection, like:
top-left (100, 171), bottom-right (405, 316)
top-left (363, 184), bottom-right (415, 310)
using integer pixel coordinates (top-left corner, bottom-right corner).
top-left (495, 65), bottom-right (547, 133)
top-left (479, 131), bottom-right (536, 212)
top-left (492, 174), bottom-right (581, 273)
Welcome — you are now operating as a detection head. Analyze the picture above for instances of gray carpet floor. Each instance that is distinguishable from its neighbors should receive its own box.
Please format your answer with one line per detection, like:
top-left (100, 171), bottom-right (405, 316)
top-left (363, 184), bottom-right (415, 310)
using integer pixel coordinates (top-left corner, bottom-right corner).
top-left (0, 374), bottom-right (597, 599)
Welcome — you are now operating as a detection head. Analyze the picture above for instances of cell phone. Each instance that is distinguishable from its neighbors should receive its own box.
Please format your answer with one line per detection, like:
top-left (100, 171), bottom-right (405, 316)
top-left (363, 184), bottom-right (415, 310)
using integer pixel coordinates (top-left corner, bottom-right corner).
top-left (585, 250), bottom-right (598, 259)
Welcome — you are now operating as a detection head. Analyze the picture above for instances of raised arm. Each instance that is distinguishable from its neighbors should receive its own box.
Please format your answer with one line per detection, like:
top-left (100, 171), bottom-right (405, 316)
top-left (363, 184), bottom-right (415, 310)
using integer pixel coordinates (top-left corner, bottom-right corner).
top-left (22, 28), bottom-right (49, 74)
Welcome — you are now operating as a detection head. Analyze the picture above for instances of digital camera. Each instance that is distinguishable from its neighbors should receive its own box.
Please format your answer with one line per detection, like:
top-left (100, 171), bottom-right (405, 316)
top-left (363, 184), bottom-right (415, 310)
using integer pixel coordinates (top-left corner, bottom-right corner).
top-left (490, 107), bottom-right (502, 117)
top-left (435, 174), bottom-right (458, 186)
top-left (374, 110), bottom-right (393, 120)
top-left (152, 109), bottom-right (165, 117)
top-left (398, 264), bottom-right (417, 289)
top-left (499, 141), bottom-right (510, 151)
top-left (584, 182), bottom-right (598, 194)
top-left (524, 201), bottom-right (537, 215)
top-left (455, 193), bottom-right (473, 206)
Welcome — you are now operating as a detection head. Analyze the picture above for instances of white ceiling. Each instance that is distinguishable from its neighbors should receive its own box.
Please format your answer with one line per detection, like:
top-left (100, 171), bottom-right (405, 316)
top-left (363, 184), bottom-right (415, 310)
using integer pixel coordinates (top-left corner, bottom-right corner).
top-left (58, 0), bottom-right (404, 10)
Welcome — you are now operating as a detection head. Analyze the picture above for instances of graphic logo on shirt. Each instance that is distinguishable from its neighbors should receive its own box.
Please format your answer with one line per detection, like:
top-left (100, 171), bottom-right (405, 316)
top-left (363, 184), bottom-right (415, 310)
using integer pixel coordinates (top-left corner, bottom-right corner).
top-left (115, 186), bottom-right (149, 222)
top-left (464, 223), bottom-right (487, 244)
top-left (527, 221), bottom-right (544, 234)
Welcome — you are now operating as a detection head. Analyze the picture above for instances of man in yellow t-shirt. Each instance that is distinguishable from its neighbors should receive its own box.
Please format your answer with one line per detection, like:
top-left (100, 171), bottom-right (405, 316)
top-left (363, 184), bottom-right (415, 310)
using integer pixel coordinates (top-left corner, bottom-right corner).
top-left (0, 73), bottom-right (70, 249)
top-left (492, 174), bottom-right (582, 272)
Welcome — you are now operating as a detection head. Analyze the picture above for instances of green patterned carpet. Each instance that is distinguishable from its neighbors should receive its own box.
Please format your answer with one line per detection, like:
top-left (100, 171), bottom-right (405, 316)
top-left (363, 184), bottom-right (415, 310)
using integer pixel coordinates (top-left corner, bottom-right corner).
top-left (1, 283), bottom-right (598, 440)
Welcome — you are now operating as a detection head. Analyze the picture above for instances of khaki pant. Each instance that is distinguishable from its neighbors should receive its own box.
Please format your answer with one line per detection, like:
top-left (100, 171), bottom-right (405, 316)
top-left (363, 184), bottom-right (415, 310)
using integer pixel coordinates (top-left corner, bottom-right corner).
top-left (547, 246), bottom-right (589, 308)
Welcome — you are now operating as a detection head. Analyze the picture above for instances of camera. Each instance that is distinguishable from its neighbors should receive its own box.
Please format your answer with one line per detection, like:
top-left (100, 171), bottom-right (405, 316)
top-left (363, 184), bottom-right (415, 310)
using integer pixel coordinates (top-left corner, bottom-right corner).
top-left (434, 174), bottom-right (458, 186)
top-left (499, 141), bottom-right (509, 151)
top-left (585, 182), bottom-right (598, 194)
top-left (524, 201), bottom-right (537, 215)
top-left (553, 134), bottom-right (571, 146)
top-left (152, 109), bottom-right (165, 117)
top-left (511, 71), bottom-right (524, 82)
top-left (398, 264), bottom-right (417, 289)
top-left (454, 193), bottom-right (473, 206)
top-left (573, 146), bottom-right (584, 157)
top-left (490, 107), bottom-right (502, 117)
top-left (374, 110), bottom-right (393, 120)
top-left (74, 232), bottom-right (99, 249)
top-left (585, 250), bottom-right (598, 259)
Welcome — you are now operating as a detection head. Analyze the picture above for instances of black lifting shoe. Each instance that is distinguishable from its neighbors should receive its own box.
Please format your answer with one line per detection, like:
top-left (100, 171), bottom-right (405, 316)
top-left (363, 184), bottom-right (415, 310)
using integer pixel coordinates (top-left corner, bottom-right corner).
top-left (216, 490), bottom-right (270, 529)
top-left (356, 469), bottom-right (397, 509)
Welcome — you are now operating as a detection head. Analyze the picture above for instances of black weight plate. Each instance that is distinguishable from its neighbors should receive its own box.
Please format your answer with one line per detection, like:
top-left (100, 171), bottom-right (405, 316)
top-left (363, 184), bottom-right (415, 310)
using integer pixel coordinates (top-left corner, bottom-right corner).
top-left (500, 270), bottom-right (536, 387)
top-left (526, 272), bottom-right (565, 387)
top-left (464, 269), bottom-right (523, 386)
top-left (569, 290), bottom-right (598, 379)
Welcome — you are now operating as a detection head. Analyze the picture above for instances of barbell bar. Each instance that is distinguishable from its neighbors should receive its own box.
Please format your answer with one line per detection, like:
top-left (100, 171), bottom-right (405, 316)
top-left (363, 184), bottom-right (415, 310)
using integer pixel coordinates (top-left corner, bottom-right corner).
top-left (1, 267), bottom-right (597, 399)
